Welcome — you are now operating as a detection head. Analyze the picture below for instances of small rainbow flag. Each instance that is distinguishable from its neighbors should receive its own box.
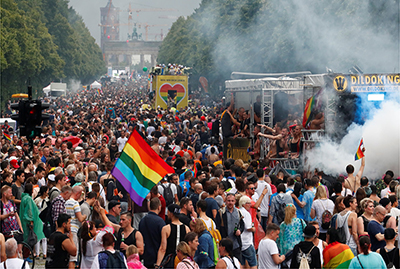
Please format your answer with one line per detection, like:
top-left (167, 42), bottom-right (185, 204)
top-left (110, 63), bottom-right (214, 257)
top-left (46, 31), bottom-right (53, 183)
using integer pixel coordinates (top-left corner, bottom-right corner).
top-left (3, 134), bottom-right (11, 142)
top-left (355, 138), bottom-right (365, 160)
top-left (111, 130), bottom-right (174, 205)
top-left (97, 88), bottom-right (103, 95)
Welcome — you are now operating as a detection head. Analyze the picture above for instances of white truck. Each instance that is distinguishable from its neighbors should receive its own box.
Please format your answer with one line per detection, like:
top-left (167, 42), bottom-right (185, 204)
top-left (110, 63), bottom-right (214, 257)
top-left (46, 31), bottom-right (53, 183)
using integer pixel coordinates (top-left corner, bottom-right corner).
top-left (43, 82), bottom-right (67, 99)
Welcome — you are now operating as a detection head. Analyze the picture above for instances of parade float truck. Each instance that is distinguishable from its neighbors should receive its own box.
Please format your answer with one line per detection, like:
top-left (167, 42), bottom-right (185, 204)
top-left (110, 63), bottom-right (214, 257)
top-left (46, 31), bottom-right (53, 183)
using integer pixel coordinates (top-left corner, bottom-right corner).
top-left (150, 66), bottom-right (189, 110)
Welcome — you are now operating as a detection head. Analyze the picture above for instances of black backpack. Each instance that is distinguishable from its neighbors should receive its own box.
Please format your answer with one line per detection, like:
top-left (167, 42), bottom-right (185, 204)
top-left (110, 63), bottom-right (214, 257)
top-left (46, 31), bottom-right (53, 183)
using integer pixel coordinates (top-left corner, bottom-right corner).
top-left (335, 212), bottom-right (350, 244)
top-left (99, 250), bottom-right (127, 269)
top-left (39, 189), bottom-right (57, 237)
top-left (275, 201), bottom-right (286, 224)
top-left (161, 183), bottom-right (174, 206)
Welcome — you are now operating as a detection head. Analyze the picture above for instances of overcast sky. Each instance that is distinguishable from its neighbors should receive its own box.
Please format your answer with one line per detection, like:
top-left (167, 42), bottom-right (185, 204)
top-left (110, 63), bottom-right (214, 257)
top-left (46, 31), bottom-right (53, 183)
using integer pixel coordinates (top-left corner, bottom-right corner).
top-left (68, 0), bottom-right (201, 44)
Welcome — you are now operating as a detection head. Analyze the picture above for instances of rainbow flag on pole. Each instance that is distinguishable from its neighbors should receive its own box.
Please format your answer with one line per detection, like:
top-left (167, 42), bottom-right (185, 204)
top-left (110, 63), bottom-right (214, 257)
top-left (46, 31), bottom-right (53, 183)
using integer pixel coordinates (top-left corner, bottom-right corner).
top-left (355, 138), bottom-right (365, 161)
top-left (111, 130), bottom-right (175, 205)
top-left (302, 89), bottom-right (323, 128)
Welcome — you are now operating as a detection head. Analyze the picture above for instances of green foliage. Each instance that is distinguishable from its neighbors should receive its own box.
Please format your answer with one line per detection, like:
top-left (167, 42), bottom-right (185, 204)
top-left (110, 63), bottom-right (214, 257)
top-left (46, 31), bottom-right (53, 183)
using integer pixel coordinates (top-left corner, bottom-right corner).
top-left (0, 0), bottom-right (105, 107)
top-left (158, 0), bottom-right (399, 95)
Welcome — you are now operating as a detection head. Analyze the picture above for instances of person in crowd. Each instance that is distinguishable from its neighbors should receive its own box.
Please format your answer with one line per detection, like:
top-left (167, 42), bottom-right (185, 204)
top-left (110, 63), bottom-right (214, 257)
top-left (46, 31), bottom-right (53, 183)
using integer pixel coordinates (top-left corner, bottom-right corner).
top-left (0, 185), bottom-right (23, 253)
top-left (336, 195), bottom-right (359, 256)
top-left (90, 232), bottom-right (128, 269)
top-left (49, 174), bottom-right (67, 203)
top-left (310, 221), bottom-right (328, 267)
top-left (190, 218), bottom-right (215, 269)
top-left (126, 245), bottom-right (147, 269)
top-left (81, 191), bottom-right (97, 222)
top-left (310, 185), bottom-right (335, 241)
top-left (179, 197), bottom-right (196, 227)
top-left (259, 223), bottom-right (285, 269)
top-left (348, 236), bottom-right (386, 269)
top-left (323, 228), bottom-right (354, 269)
top-left (255, 168), bottom-right (272, 232)
top-left (290, 224), bottom-right (321, 269)
top-left (184, 232), bottom-right (200, 262)
top-left (46, 213), bottom-right (77, 269)
top-left (139, 197), bottom-right (165, 269)
top-left (277, 203), bottom-right (306, 255)
top-left (11, 169), bottom-right (25, 209)
top-left (376, 228), bottom-right (400, 268)
top-left (303, 177), bottom-right (318, 223)
top-left (19, 183), bottom-right (45, 257)
top-left (215, 238), bottom-right (241, 269)
top-left (357, 198), bottom-right (374, 236)
top-left (155, 204), bottom-right (190, 268)
top-left (197, 199), bottom-right (216, 233)
top-left (176, 241), bottom-right (199, 269)
top-left (0, 238), bottom-right (30, 269)
top-left (367, 205), bottom-right (387, 252)
top-left (80, 220), bottom-right (114, 269)
top-left (269, 183), bottom-right (293, 225)
top-left (65, 185), bottom-right (86, 268)
top-left (238, 196), bottom-right (257, 269)
top-left (378, 197), bottom-right (397, 229)
top-left (344, 156), bottom-right (365, 196)
top-left (217, 193), bottom-right (244, 261)
top-left (51, 186), bottom-right (73, 228)
top-left (205, 182), bottom-right (220, 221)
top-left (106, 200), bottom-right (121, 224)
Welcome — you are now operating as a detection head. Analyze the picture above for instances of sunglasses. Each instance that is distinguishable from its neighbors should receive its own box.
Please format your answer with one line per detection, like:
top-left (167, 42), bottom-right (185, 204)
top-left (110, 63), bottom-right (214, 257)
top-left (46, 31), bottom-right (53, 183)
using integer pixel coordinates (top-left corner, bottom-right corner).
top-left (248, 187), bottom-right (255, 190)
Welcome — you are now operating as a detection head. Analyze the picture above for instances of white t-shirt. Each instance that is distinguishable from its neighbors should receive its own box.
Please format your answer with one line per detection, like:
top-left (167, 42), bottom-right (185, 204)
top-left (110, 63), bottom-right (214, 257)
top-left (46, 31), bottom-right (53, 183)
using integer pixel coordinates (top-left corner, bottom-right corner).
top-left (65, 198), bottom-right (82, 233)
top-left (159, 136), bottom-right (167, 145)
top-left (200, 217), bottom-right (216, 232)
top-left (256, 180), bottom-right (272, 217)
top-left (311, 198), bottom-right (335, 233)
top-left (221, 256), bottom-right (241, 269)
top-left (239, 207), bottom-right (253, 250)
top-left (81, 229), bottom-right (107, 269)
top-left (380, 187), bottom-right (391, 198)
top-left (0, 258), bottom-right (30, 269)
top-left (258, 238), bottom-right (279, 269)
top-left (341, 188), bottom-right (352, 197)
top-left (117, 136), bottom-right (128, 152)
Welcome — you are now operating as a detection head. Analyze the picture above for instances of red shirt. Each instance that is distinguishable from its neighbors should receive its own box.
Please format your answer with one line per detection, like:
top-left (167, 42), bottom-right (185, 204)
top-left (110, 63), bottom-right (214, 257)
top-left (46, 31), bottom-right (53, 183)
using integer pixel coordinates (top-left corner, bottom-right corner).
top-left (158, 195), bottom-right (166, 220)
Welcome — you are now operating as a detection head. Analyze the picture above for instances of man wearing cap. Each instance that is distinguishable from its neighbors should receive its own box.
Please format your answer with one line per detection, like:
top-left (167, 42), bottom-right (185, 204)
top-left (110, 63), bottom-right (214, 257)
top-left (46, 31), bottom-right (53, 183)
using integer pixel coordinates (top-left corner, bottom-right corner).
top-left (290, 225), bottom-right (321, 269)
top-left (107, 200), bottom-right (121, 224)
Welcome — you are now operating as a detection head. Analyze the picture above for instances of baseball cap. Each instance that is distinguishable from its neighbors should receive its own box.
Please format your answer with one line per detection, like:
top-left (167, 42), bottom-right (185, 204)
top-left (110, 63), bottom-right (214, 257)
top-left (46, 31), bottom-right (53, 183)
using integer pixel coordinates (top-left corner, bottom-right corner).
top-left (10, 159), bottom-right (20, 169)
top-left (108, 200), bottom-right (121, 211)
top-left (48, 174), bottom-right (56, 182)
top-left (303, 224), bottom-right (317, 239)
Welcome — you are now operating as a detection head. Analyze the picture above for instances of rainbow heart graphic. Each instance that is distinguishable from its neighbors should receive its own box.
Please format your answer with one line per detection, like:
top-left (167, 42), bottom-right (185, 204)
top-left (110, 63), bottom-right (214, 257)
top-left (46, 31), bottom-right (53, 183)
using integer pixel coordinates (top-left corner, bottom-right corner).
top-left (159, 83), bottom-right (186, 107)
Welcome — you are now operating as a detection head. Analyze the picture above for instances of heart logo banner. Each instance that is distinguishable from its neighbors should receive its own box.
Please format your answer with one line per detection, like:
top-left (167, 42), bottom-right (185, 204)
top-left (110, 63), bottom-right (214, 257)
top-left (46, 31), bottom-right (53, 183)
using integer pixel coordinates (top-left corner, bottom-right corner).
top-left (155, 75), bottom-right (188, 109)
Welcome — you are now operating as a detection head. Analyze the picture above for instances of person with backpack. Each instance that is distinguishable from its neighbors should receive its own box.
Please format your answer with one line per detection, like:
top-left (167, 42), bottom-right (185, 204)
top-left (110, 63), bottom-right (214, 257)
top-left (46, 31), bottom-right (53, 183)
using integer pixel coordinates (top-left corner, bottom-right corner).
top-left (348, 236), bottom-right (386, 269)
top-left (191, 218), bottom-right (215, 268)
top-left (158, 176), bottom-right (178, 219)
top-left (238, 196), bottom-right (257, 269)
top-left (376, 228), bottom-right (400, 269)
top-left (49, 174), bottom-right (67, 203)
top-left (310, 186), bottom-right (335, 241)
top-left (337, 195), bottom-right (360, 256)
top-left (290, 224), bottom-right (321, 269)
top-left (91, 232), bottom-right (128, 269)
top-left (269, 183), bottom-right (293, 225)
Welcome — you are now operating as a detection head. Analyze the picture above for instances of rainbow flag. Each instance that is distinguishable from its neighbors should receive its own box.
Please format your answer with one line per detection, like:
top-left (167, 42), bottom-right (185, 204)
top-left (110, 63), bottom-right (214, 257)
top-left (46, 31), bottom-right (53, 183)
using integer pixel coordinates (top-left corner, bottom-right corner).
top-left (302, 89), bottom-right (322, 128)
top-left (323, 242), bottom-right (354, 269)
top-left (111, 130), bottom-right (175, 205)
top-left (97, 88), bottom-right (103, 95)
top-left (355, 138), bottom-right (365, 160)
top-left (3, 134), bottom-right (11, 142)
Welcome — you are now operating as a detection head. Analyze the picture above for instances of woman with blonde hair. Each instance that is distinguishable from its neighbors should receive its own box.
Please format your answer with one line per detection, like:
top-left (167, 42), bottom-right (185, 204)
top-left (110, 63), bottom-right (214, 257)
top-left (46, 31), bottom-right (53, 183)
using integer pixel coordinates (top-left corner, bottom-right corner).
top-left (190, 218), bottom-right (215, 268)
top-left (126, 245), bottom-right (146, 269)
top-left (310, 185), bottom-right (335, 240)
top-left (277, 203), bottom-right (306, 255)
top-left (357, 198), bottom-right (374, 236)
top-left (176, 241), bottom-right (200, 269)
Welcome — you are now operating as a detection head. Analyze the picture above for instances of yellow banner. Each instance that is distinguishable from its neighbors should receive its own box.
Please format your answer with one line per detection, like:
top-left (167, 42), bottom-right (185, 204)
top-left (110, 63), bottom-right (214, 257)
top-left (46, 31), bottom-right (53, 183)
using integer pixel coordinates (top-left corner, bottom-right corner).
top-left (155, 75), bottom-right (188, 110)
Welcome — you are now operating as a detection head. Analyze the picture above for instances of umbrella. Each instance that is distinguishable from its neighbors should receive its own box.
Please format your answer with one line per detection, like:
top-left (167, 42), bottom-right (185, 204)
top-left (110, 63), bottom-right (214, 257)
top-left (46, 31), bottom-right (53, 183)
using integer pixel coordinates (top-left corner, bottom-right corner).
top-left (62, 136), bottom-right (83, 148)
top-left (41, 137), bottom-right (56, 145)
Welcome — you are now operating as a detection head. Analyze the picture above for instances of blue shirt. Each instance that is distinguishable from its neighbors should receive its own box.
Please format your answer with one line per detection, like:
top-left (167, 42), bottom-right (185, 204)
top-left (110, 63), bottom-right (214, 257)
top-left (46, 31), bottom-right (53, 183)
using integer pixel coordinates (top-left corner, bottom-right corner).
top-left (205, 197), bottom-right (219, 220)
top-left (294, 194), bottom-right (304, 219)
top-left (303, 190), bottom-right (315, 222)
top-left (367, 220), bottom-right (386, 251)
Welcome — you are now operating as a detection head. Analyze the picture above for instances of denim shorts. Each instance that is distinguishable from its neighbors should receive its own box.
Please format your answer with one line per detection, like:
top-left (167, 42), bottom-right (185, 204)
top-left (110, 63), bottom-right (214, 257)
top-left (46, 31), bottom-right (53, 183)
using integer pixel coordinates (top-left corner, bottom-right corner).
top-left (241, 245), bottom-right (257, 267)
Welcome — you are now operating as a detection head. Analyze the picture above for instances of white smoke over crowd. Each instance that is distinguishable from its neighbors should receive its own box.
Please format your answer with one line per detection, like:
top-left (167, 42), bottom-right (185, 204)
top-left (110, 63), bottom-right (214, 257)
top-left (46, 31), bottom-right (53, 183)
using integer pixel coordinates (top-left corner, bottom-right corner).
top-left (305, 99), bottom-right (400, 180)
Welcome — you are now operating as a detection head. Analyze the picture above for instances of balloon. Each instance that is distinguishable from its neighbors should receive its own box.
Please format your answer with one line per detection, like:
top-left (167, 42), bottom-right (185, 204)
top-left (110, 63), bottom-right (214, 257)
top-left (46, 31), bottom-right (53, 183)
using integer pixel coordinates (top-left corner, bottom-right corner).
top-left (107, 35), bottom-right (110, 39)
top-left (143, 67), bottom-right (148, 72)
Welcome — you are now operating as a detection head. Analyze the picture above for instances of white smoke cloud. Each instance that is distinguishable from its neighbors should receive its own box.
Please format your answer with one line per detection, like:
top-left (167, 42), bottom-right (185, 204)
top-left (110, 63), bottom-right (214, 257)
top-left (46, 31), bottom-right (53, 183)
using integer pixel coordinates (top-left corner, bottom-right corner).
top-left (305, 99), bottom-right (400, 180)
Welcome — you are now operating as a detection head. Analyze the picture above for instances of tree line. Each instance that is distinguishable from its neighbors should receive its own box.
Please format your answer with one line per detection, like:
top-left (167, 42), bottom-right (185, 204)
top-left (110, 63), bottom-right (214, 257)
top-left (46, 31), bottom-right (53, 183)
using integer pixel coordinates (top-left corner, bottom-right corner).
top-left (1, 0), bottom-right (104, 106)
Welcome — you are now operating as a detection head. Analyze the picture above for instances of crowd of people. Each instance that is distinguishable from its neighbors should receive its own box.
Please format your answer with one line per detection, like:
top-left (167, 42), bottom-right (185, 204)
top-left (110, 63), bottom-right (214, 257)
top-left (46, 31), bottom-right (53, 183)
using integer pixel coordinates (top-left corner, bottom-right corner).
top-left (0, 77), bottom-right (399, 269)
